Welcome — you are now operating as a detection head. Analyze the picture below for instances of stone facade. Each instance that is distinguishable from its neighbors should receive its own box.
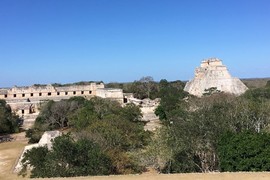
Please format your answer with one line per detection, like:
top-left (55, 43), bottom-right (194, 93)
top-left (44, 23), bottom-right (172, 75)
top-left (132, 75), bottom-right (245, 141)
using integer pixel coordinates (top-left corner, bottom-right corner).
top-left (0, 83), bottom-right (125, 128)
top-left (96, 88), bottom-right (124, 104)
top-left (0, 83), bottom-right (105, 116)
top-left (184, 58), bottom-right (248, 97)
top-left (0, 83), bottom-right (104, 102)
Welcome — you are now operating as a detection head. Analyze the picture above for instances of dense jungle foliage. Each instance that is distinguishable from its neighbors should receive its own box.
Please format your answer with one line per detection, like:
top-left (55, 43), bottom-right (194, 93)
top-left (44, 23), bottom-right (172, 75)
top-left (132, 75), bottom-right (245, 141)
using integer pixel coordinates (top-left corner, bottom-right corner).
top-left (20, 79), bottom-right (270, 177)
top-left (153, 80), bottom-right (270, 173)
top-left (22, 96), bottom-right (150, 177)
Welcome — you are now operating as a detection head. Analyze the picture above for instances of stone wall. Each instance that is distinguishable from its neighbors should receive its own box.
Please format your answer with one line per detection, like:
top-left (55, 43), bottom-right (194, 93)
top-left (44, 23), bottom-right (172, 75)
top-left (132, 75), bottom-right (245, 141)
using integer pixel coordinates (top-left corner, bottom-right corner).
top-left (0, 83), bottom-right (106, 116)
top-left (0, 83), bottom-right (104, 101)
top-left (96, 88), bottom-right (124, 104)
top-left (0, 83), bottom-right (126, 128)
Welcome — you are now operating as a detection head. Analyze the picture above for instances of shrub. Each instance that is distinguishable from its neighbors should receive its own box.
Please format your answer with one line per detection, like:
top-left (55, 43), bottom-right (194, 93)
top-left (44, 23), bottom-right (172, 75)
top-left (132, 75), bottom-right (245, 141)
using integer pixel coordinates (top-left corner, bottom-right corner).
top-left (20, 134), bottom-right (112, 178)
top-left (218, 131), bottom-right (270, 172)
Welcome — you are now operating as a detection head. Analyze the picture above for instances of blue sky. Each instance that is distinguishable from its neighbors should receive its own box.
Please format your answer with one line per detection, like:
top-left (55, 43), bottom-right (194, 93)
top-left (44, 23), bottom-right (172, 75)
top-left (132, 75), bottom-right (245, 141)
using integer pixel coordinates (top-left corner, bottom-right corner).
top-left (0, 0), bottom-right (269, 87)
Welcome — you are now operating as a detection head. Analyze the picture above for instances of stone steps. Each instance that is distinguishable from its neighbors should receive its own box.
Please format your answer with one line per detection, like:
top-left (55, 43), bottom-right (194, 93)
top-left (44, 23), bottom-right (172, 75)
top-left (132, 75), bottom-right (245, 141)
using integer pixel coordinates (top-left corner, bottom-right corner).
top-left (22, 113), bottom-right (39, 129)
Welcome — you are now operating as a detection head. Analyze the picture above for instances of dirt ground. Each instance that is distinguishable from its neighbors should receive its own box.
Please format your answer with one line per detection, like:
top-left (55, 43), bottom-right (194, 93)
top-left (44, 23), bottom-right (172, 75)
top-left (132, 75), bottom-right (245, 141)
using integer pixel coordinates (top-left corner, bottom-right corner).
top-left (0, 133), bottom-right (28, 180)
top-left (1, 133), bottom-right (270, 180)
top-left (37, 172), bottom-right (270, 180)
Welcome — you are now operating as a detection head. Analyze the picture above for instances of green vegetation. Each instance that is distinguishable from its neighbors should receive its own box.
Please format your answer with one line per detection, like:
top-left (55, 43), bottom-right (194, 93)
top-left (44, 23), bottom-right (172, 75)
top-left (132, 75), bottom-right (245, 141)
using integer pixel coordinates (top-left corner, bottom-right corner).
top-left (0, 100), bottom-right (21, 134)
top-left (203, 87), bottom-right (221, 96)
top-left (22, 96), bottom-right (150, 177)
top-left (106, 76), bottom-right (186, 100)
top-left (155, 79), bottom-right (187, 122)
top-left (218, 131), bottom-right (270, 172)
top-left (26, 97), bottom-right (86, 143)
top-left (241, 78), bottom-right (270, 89)
top-left (33, 81), bottom-right (104, 87)
top-left (20, 78), bottom-right (270, 177)
top-left (151, 82), bottom-right (270, 173)
top-left (20, 134), bottom-right (112, 178)
top-left (51, 81), bottom-right (104, 87)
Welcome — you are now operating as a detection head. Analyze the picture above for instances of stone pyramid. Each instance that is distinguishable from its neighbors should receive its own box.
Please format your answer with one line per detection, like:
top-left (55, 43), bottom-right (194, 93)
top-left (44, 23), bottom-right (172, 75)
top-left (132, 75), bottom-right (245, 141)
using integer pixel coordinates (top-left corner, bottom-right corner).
top-left (184, 58), bottom-right (248, 97)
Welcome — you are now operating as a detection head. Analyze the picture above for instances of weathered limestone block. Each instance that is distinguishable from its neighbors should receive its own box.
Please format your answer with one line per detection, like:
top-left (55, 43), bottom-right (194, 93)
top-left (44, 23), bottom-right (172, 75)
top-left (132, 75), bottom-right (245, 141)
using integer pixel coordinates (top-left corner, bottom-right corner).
top-left (184, 58), bottom-right (248, 97)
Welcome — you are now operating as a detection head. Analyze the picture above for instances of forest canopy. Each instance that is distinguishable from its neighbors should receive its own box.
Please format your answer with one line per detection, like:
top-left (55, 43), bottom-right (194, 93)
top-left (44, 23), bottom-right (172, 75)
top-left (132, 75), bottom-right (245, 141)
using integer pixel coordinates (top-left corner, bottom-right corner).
top-left (16, 79), bottom-right (270, 177)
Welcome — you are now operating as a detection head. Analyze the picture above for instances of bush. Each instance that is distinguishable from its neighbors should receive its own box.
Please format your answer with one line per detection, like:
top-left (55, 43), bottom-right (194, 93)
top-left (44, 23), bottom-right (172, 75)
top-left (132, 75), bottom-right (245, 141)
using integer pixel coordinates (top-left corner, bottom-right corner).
top-left (22, 96), bottom-right (150, 177)
top-left (20, 134), bottom-right (112, 178)
top-left (25, 128), bottom-right (43, 143)
top-left (162, 151), bottom-right (199, 173)
top-left (26, 98), bottom-right (86, 143)
top-left (218, 131), bottom-right (270, 172)
top-left (0, 100), bottom-right (21, 134)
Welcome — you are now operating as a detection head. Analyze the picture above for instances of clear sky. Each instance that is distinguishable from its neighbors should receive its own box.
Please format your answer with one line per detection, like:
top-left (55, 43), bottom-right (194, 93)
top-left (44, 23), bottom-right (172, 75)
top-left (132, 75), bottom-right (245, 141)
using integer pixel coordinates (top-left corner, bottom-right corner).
top-left (0, 0), bottom-right (269, 87)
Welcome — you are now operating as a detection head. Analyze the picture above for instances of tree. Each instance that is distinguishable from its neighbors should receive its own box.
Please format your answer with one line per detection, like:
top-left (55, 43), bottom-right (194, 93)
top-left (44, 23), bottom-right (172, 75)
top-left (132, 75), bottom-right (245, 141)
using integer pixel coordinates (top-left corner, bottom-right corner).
top-left (156, 92), bottom-right (270, 173)
top-left (120, 103), bottom-right (142, 122)
top-left (139, 76), bottom-right (156, 99)
top-left (90, 97), bottom-right (122, 119)
top-left (68, 101), bottom-right (97, 131)
top-left (20, 134), bottom-right (112, 178)
top-left (155, 79), bottom-right (188, 122)
top-left (218, 131), bottom-right (270, 172)
top-left (129, 76), bottom-right (159, 99)
top-left (266, 80), bottom-right (270, 88)
top-left (26, 97), bottom-right (86, 143)
top-left (65, 97), bottom-right (150, 174)
top-left (243, 87), bottom-right (270, 101)
top-left (0, 100), bottom-right (21, 134)
top-left (203, 87), bottom-right (221, 96)
top-left (19, 145), bottom-right (49, 177)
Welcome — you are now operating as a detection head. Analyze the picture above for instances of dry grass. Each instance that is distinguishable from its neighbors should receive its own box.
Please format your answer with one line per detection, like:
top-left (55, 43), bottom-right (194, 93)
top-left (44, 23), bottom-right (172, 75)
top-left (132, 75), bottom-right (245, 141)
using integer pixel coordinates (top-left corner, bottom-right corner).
top-left (1, 133), bottom-right (270, 180)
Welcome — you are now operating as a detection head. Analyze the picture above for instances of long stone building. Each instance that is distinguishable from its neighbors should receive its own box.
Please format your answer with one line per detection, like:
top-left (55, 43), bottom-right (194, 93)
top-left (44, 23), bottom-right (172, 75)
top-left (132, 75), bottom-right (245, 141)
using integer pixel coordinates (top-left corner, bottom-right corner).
top-left (0, 82), bottom-right (125, 128)
top-left (184, 58), bottom-right (248, 97)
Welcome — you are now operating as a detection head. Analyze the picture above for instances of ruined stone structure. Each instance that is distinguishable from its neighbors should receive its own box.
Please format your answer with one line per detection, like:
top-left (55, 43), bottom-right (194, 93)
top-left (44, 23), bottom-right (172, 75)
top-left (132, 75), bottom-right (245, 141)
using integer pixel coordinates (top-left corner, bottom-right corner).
top-left (128, 98), bottom-right (161, 131)
top-left (96, 88), bottom-right (125, 104)
top-left (0, 83), bottom-right (103, 115)
top-left (14, 131), bottom-right (61, 172)
top-left (0, 83), bottom-right (125, 128)
top-left (184, 58), bottom-right (248, 97)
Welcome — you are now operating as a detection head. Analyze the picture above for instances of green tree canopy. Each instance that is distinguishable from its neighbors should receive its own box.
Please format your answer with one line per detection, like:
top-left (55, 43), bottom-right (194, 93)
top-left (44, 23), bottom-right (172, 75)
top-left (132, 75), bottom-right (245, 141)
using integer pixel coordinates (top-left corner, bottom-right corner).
top-left (0, 99), bottom-right (21, 134)
top-left (20, 134), bottom-right (112, 178)
top-left (218, 131), bottom-right (270, 172)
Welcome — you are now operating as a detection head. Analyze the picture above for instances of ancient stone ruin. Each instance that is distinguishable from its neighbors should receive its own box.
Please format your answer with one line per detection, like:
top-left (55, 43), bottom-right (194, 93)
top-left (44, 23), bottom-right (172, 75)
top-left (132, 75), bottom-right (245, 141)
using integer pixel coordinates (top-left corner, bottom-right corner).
top-left (184, 58), bottom-right (248, 97)
top-left (14, 131), bottom-right (61, 172)
top-left (128, 98), bottom-right (161, 131)
top-left (0, 83), bottom-right (124, 128)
